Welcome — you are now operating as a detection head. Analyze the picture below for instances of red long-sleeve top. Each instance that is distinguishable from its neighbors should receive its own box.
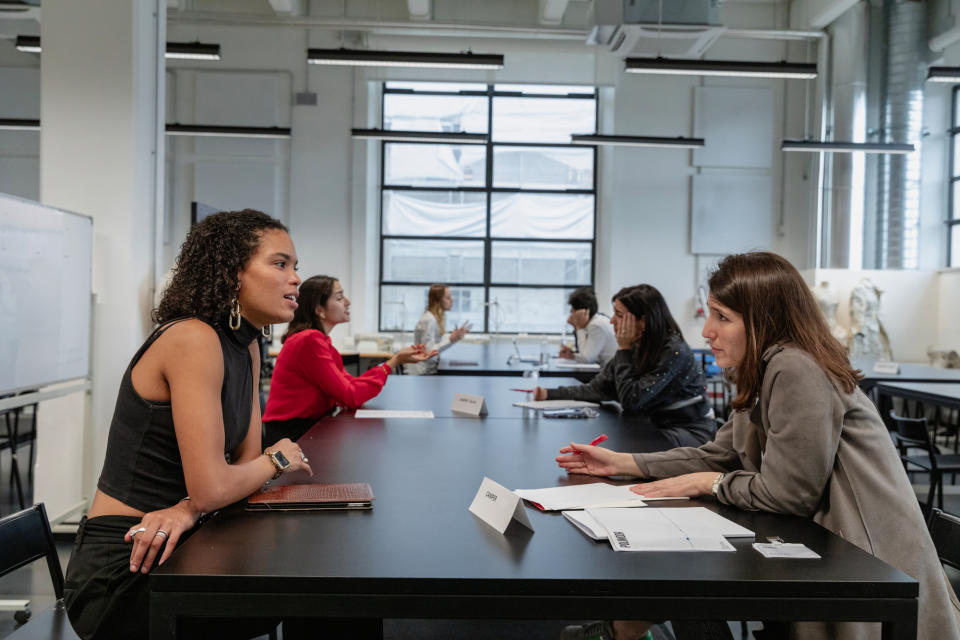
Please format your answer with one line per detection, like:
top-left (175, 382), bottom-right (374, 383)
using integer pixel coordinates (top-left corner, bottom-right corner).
top-left (263, 329), bottom-right (391, 422)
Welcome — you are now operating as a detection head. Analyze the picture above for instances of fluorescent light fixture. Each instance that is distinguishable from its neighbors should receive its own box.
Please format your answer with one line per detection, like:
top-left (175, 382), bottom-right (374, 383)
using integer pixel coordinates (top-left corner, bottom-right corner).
top-left (14, 35), bottom-right (40, 53)
top-left (166, 42), bottom-right (221, 61)
top-left (625, 57), bottom-right (817, 79)
top-left (0, 118), bottom-right (40, 131)
top-left (927, 66), bottom-right (960, 83)
top-left (571, 134), bottom-right (704, 149)
top-left (14, 36), bottom-right (221, 60)
top-left (165, 124), bottom-right (291, 139)
top-left (781, 140), bottom-right (914, 154)
top-left (309, 48), bottom-right (504, 70)
top-left (351, 128), bottom-right (488, 144)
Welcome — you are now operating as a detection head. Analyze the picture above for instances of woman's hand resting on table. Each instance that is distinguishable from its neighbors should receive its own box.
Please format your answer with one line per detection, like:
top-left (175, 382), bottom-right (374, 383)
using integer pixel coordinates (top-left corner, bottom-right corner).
top-left (628, 472), bottom-right (720, 499)
top-left (555, 443), bottom-right (641, 477)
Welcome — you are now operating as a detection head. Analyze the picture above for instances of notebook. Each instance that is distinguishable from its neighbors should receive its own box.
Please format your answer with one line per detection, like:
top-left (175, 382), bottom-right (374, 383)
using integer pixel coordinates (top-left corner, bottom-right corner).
top-left (246, 482), bottom-right (375, 511)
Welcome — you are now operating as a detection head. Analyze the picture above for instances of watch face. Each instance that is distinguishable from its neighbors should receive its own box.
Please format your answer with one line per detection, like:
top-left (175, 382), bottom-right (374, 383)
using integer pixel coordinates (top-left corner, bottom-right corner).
top-left (273, 450), bottom-right (291, 469)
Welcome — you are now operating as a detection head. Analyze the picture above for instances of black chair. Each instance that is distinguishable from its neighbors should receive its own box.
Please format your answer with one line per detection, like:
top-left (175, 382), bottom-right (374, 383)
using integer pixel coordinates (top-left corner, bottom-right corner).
top-left (926, 508), bottom-right (960, 596)
top-left (889, 411), bottom-right (960, 513)
top-left (0, 406), bottom-right (27, 511)
top-left (0, 503), bottom-right (79, 639)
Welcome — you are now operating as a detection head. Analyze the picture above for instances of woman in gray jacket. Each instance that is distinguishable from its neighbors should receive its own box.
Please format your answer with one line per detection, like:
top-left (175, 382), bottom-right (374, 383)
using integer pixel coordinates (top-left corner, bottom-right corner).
top-left (557, 252), bottom-right (960, 640)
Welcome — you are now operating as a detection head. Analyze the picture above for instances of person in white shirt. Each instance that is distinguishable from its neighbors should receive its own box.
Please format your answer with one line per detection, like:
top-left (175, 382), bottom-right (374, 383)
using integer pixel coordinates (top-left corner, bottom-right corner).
top-left (406, 284), bottom-right (471, 375)
top-left (558, 287), bottom-right (618, 366)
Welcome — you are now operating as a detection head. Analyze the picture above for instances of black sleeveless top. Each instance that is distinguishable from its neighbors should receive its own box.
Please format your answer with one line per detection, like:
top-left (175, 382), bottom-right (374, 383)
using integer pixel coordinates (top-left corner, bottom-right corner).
top-left (97, 317), bottom-right (260, 512)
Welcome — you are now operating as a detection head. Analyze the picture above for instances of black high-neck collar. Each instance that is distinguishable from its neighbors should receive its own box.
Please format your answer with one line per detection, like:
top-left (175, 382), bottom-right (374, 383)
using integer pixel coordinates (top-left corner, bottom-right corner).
top-left (220, 316), bottom-right (261, 349)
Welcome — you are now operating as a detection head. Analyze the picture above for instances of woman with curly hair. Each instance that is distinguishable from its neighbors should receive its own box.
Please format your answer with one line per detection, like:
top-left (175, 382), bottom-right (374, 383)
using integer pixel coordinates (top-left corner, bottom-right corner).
top-left (557, 252), bottom-right (960, 640)
top-left (262, 275), bottom-right (436, 444)
top-left (63, 209), bottom-right (311, 639)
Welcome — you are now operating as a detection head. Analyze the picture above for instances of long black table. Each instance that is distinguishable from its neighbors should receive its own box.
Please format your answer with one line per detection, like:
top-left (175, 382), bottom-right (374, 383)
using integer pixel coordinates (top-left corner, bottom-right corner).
top-left (150, 406), bottom-right (918, 638)
top-left (437, 342), bottom-right (598, 379)
top-left (853, 358), bottom-right (960, 392)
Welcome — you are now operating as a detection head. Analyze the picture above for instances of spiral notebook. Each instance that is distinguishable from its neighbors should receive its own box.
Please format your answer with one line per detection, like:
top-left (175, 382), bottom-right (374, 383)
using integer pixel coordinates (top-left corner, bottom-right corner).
top-left (246, 482), bottom-right (375, 511)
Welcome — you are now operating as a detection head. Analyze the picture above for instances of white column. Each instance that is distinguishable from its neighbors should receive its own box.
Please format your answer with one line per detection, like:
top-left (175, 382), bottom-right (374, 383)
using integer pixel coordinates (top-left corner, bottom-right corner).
top-left (38, 0), bottom-right (165, 518)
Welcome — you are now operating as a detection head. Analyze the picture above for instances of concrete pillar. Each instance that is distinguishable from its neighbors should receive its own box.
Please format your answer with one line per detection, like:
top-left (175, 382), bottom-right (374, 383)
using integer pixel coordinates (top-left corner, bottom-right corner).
top-left (38, 0), bottom-right (164, 512)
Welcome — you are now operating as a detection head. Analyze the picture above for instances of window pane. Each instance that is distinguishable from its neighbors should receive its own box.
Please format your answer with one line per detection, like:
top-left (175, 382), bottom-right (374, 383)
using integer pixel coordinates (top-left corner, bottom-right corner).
top-left (952, 225), bottom-right (960, 267)
top-left (953, 180), bottom-right (960, 219)
top-left (382, 239), bottom-right (484, 283)
top-left (384, 94), bottom-right (488, 133)
top-left (493, 146), bottom-right (593, 190)
top-left (386, 81), bottom-right (487, 93)
top-left (384, 143), bottom-right (486, 187)
top-left (380, 285), bottom-right (485, 332)
top-left (492, 97), bottom-right (595, 143)
top-left (495, 84), bottom-right (594, 96)
top-left (491, 193), bottom-right (593, 239)
top-left (491, 241), bottom-right (591, 285)
top-left (382, 190), bottom-right (486, 237)
top-left (954, 137), bottom-right (960, 177)
top-left (488, 287), bottom-right (575, 333)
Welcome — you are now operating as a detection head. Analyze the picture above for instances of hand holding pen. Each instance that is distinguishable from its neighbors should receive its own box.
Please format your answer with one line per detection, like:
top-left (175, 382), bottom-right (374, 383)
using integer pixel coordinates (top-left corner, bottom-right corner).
top-left (555, 434), bottom-right (641, 478)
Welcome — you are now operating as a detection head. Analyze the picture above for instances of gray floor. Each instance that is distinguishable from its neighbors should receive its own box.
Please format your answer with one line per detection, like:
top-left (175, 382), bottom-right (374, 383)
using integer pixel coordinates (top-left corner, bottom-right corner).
top-left (2, 423), bottom-right (957, 640)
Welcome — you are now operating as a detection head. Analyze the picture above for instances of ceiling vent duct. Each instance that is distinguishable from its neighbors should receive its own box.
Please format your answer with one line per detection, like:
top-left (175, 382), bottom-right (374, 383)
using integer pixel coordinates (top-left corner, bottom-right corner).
top-left (587, 0), bottom-right (726, 58)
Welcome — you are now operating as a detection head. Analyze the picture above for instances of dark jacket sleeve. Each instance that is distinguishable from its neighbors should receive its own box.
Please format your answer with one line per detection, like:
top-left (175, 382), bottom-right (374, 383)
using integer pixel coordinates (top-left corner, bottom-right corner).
top-left (613, 339), bottom-right (697, 412)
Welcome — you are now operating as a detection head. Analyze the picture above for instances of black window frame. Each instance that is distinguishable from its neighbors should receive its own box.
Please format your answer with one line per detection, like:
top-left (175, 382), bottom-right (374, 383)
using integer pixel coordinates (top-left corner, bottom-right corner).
top-left (377, 83), bottom-right (599, 333)
top-left (949, 85), bottom-right (960, 266)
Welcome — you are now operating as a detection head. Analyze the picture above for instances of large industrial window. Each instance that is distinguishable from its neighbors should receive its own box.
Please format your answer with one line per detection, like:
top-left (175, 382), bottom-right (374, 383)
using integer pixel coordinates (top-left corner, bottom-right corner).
top-left (378, 82), bottom-right (597, 333)
top-left (950, 86), bottom-right (960, 266)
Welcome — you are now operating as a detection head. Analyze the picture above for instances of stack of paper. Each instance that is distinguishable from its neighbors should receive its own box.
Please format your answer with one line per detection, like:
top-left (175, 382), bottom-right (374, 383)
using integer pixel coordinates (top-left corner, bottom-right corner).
top-left (566, 507), bottom-right (754, 552)
top-left (512, 399), bottom-right (599, 410)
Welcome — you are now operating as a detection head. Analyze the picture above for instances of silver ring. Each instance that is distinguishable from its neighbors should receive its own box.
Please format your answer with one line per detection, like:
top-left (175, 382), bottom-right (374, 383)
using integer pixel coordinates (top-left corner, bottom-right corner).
top-left (129, 526), bottom-right (147, 538)
top-left (301, 454), bottom-right (308, 463)
top-left (155, 530), bottom-right (168, 539)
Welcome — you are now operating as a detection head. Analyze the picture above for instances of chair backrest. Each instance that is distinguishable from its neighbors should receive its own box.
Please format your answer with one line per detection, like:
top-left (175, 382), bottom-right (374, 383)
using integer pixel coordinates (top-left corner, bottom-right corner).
top-left (928, 508), bottom-right (960, 571)
top-left (0, 504), bottom-right (65, 598)
top-left (889, 410), bottom-right (937, 466)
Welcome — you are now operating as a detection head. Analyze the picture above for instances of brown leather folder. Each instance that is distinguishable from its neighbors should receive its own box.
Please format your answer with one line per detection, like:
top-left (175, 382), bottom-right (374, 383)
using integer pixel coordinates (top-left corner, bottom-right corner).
top-left (246, 482), bottom-right (375, 511)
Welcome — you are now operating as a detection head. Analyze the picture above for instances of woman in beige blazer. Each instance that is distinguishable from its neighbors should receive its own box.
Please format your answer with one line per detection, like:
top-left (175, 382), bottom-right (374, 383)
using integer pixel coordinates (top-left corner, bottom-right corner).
top-left (557, 251), bottom-right (960, 640)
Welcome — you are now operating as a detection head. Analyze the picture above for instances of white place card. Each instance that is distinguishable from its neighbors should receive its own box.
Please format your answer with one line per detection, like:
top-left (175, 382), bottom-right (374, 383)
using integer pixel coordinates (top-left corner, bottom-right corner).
top-left (872, 361), bottom-right (900, 374)
top-left (468, 477), bottom-right (534, 534)
top-left (452, 392), bottom-right (488, 416)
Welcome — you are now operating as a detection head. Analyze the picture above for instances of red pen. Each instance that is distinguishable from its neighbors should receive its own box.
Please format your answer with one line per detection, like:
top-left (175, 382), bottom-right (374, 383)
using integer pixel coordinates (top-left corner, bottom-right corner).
top-left (511, 388), bottom-right (535, 393)
top-left (572, 433), bottom-right (608, 454)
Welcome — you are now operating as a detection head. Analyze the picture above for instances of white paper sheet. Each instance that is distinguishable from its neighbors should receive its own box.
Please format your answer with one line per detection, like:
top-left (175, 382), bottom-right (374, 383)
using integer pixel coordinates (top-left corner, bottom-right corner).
top-left (549, 359), bottom-right (602, 370)
top-left (562, 510), bottom-right (608, 540)
top-left (353, 410), bottom-right (435, 419)
top-left (514, 483), bottom-right (646, 511)
top-left (512, 400), bottom-right (600, 410)
top-left (584, 507), bottom-right (753, 552)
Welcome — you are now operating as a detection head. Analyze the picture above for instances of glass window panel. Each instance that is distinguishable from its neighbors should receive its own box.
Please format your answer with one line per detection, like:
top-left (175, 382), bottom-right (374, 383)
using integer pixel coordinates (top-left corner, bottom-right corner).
top-left (955, 93), bottom-right (960, 126)
top-left (386, 81), bottom-right (487, 93)
top-left (384, 143), bottom-right (486, 187)
top-left (492, 97), bottom-right (595, 143)
top-left (488, 287), bottom-right (576, 333)
top-left (382, 239), bottom-right (484, 283)
top-left (384, 94), bottom-right (488, 133)
top-left (952, 225), bottom-right (960, 267)
top-left (954, 137), bottom-right (960, 177)
top-left (491, 241), bottom-right (591, 285)
top-left (490, 193), bottom-right (593, 239)
top-left (382, 190), bottom-right (486, 236)
top-left (953, 180), bottom-right (960, 219)
top-left (380, 285), bottom-right (485, 332)
top-left (495, 84), bottom-right (594, 96)
top-left (493, 146), bottom-right (594, 190)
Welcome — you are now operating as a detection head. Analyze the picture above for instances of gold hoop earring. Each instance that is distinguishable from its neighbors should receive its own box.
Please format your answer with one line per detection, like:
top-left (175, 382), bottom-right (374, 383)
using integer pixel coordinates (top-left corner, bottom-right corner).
top-left (261, 324), bottom-right (272, 340)
top-left (229, 296), bottom-right (242, 330)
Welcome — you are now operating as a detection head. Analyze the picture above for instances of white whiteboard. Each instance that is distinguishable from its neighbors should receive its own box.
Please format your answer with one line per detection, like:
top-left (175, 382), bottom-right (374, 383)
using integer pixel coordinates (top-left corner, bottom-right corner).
top-left (0, 193), bottom-right (92, 395)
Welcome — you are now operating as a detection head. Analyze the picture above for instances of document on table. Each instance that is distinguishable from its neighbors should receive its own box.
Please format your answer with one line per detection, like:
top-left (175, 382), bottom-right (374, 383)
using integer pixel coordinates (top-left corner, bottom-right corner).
top-left (514, 483), bottom-right (647, 511)
top-left (512, 399), bottom-right (600, 410)
top-left (354, 410), bottom-right (435, 419)
top-left (549, 359), bottom-right (602, 370)
top-left (583, 507), bottom-right (754, 552)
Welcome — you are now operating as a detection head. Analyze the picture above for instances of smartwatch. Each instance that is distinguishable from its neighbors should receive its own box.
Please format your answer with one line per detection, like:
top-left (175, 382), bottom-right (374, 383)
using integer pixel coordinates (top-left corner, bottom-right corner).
top-left (264, 449), bottom-right (291, 480)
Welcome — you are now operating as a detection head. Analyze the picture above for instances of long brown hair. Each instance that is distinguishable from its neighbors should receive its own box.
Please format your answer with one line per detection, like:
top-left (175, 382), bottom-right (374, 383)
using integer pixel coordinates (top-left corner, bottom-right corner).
top-left (282, 275), bottom-right (337, 342)
top-left (427, 284), bottom-right (448, 336)
top-left (708, 251), bottom-right (861, 411)
top-left (612, 284), bottom-right (682, 373)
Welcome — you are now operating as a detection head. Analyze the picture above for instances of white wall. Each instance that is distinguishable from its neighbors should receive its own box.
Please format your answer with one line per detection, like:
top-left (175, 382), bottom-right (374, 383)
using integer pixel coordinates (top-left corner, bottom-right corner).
top-left (938, 269), bottom-right (960, 349)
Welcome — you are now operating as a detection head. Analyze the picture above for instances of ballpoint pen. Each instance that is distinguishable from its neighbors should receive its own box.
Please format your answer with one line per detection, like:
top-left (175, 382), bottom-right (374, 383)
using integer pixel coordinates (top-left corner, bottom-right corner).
top-left (510, 388), bottom-right (535, 393)
top-left (572, 433), bottom-right (608, 454)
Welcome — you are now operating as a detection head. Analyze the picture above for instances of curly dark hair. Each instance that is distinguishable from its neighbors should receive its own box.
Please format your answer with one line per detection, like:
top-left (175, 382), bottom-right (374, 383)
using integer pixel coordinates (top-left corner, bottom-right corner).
top-left (154, 209), bottom-right (287, 326)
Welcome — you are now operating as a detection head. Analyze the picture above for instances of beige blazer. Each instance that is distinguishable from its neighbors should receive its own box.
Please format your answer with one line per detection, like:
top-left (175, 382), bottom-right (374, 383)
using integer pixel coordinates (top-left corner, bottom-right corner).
top-left (633, 345), bottom-right (960, 640)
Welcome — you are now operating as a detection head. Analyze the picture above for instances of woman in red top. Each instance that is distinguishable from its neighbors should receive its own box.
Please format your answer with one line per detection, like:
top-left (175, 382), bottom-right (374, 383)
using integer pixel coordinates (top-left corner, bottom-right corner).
top-left (262, 275), bottom-right (435, 446)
